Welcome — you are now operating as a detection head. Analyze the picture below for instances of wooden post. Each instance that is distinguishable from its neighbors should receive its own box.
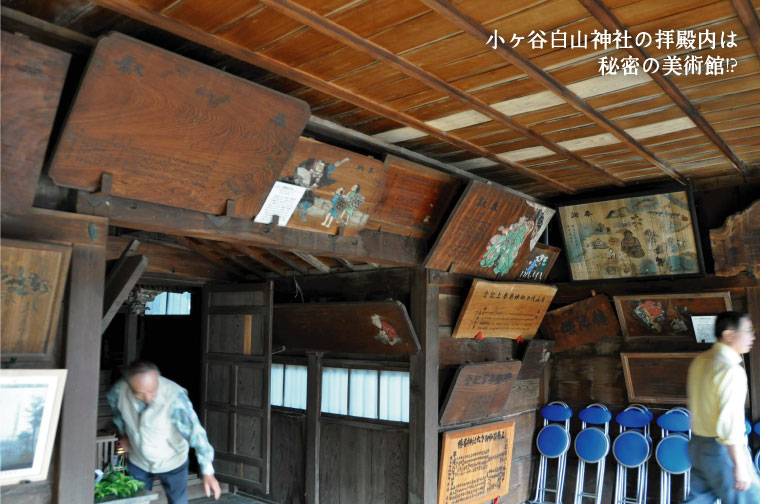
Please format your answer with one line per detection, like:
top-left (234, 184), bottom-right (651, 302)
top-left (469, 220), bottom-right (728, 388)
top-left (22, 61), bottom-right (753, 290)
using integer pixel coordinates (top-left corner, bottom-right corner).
top-left (56, 243), bottom-right (106, 503)
top-left (305, 352), bottom-right (323, 504)
top-left (747, 287), bottom-right (760, 423)
top-left (408, 268), bottom-right (439, 504)
top-left (124, 313), bottom-right (138, 365)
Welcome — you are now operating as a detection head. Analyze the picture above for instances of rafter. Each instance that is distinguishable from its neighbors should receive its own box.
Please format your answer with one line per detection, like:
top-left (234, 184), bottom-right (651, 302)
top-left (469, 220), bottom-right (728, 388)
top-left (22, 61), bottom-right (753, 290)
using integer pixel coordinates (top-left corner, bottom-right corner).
top-left (731, 0), bottom-right (760, 65)
top-left (420, 0), bottom-right (689, 185)
top-left (170, 235), bottom-right (246, 277)
top-left (265, 248), bottom-right (310, 275)
top-left (578, 0), bottom-right (748, 180)
top-left (292, 251), bottom-right (331, 273)
top-left (195, 238), bottom-right (264, 278)
top-left (260, 0), bottom-right (625, 188)
top-left (232, 244), bottom-right (288, 276)
top-left (89, 0), bottom-right (575, 194)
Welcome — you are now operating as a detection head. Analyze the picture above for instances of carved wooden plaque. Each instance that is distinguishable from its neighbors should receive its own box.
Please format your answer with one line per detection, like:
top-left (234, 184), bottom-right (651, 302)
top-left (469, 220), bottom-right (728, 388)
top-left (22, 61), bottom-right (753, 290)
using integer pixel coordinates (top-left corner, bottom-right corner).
top-left (621, 352), bottom-right (699, 404)
top-left (371, 155), bottom-right (461, 237)
top-left (451, 280), bottom-right (557, 340)
top-left (505, 243), bottom-right (561, 282)
top-left (1, 239), bottom-right (71, 356)
top-left (540, 295), bottom-right (620, 352)
top-left (1, 32), bottom-right (70, 215)
top-left (438, 421), bottom-right (515, 504)
top-left (710, 199), bottom-right (760, 278)
top-left (440, 361), bottom-right (522, 426)
top-left (276, 137), bottom-right (385, 234)
top-left (273, 301), bottom-right (419, 355)
top-left (49, 32), bottom-right (309, 218)
top-left (425, 180), bottom-right (555, 278)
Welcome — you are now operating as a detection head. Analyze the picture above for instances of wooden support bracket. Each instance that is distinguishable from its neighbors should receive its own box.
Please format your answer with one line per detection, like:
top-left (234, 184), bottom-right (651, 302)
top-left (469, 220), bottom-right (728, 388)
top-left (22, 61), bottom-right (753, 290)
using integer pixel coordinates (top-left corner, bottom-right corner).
top-left (102, 254), bottom-right (148, 334)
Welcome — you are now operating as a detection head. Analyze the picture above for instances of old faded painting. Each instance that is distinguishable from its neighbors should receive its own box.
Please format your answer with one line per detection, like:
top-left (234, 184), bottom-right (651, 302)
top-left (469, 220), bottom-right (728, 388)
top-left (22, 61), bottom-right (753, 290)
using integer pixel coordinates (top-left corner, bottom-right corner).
top-left (276, 137), bottom-right (385, 235)
top-left (558, 190), bottom-right (702, 281)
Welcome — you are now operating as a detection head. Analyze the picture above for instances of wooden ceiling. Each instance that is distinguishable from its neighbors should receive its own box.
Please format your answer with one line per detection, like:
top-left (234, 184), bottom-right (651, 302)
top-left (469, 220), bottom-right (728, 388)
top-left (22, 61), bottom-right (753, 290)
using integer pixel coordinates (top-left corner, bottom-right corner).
top-left (5, 0), bottom-right (760, 199)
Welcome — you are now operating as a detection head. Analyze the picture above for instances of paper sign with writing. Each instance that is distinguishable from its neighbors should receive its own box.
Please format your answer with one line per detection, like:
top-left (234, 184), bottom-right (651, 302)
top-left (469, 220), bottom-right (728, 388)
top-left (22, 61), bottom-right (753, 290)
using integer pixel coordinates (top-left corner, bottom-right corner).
top-left (440, 361), bottom-right (522, 426)
top-left (540, 295), bottom-right (620, 352)
top-left (691, 315), bottom-right (718, 343)
top-left (254, 181), bottom-right (306, 226)
top-left (438, 421), bottom-right (515, 504)
top-left (452, 280), bottom-right (557, 340)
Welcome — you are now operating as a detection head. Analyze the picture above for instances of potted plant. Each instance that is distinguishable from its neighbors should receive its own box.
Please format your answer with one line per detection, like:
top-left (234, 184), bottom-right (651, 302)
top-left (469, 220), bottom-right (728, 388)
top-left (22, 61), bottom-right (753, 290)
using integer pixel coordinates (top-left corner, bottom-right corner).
top-left (94, 469), bottom-right (145, 502)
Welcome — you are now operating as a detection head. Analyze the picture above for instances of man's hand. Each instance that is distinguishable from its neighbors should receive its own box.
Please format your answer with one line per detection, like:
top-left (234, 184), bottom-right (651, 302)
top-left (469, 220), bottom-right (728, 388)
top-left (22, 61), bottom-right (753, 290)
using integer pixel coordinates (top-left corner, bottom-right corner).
top-left (202, 474), bottom-right (222, 500)
top-left (117, 436), bottom-right (131, 454)
top-left (734, 461), bottom-right (751, 491)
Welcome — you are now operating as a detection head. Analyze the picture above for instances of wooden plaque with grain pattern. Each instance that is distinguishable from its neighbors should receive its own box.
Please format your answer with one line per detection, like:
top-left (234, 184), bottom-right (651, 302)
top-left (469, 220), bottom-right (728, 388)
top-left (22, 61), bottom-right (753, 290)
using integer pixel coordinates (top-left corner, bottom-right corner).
top-left (1, 32), bottom-right (70, 215)
top-left (425, 180), bottom-right (554, 278)
top-left (504, 243), bottom-right (561, 282)
top-left (710, 200), bottom-right (760, 278)
top-left (49, 32), bottom-right (309, 218)
top-left (440, 360), bottom-right (522, 427)
top-left (621, 352), bottom-right (699, 404)
top-left (540, 295), bottom-right (620, 352)
top-left (438, 421), bottom-right (515, 504)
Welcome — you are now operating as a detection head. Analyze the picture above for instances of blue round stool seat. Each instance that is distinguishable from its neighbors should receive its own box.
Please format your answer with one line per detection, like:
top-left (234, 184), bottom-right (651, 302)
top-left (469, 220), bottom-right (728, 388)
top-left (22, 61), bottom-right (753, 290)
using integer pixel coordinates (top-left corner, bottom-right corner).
top-left (579, 406), bottom-right (612, 425)
top-left (616, 409), bottom-right (652, 429)
top-left (575, 427), bottom-right (609, 463)
top-left (755, 450), bottom-right (760, 472)
top-left (657, 411), bottom-right (691, 433)
top-left (537, 424), bottom-right (570, 458)
top-left (613, 430), bottom-right (650, 468)
top-left (754, 421), bottom-right (760, 437)
top-left (746, 419), bottom-right (752, 436)
top-left (541, 403), bottom-right (573, 422)
top-left (655, 434), bottom-right (691, 474)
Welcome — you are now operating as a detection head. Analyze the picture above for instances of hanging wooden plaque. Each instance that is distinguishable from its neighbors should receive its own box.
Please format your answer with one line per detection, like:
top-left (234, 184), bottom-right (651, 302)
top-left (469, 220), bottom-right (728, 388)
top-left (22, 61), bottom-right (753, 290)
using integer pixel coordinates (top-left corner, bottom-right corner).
top-left (451, 280), bottom-right (557, 340)
top-left (438, 421), bottom-right (515, 504)
top-left (1, 32), bottom-right (70, 215)
top-left (540, 295), bottom-right (620, 352)
top-left (440, 360), bottom-right (522, 426)
top-left (274, 137), bottom-right (385, 234)
top-left (621, 352), bottom-right (699, 404)
top-left (49, 32), bottom-right (309, 218)
top-left (505, 243), bottom-right (561, 282)
top-left (710, 199), bottom-right (760, 278)
top-left (425, 181), bottom-right (555, 278)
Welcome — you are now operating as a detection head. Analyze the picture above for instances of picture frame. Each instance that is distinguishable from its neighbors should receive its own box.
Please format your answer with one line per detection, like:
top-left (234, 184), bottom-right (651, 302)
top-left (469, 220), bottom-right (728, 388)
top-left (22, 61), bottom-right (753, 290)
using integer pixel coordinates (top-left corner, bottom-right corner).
top-left (613, 292), bottom-right (732, 341)
top-left (621, 353), bottom-right (698, 404)
top-left (556, 186), bottom-right (705, 282)
top-left (0, 369), bottom-right (67, 485)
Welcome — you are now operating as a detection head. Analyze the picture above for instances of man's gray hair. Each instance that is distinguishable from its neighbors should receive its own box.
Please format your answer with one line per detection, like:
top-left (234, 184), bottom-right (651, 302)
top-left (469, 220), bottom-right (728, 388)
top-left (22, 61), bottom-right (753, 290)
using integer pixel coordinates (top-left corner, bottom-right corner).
top-left (123, 360), bottom-right (161, 381)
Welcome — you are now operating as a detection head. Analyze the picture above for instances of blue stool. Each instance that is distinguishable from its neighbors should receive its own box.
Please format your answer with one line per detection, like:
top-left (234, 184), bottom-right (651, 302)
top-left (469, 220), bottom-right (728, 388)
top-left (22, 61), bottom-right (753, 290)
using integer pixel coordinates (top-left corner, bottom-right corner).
top-left (754, 421), bottom-right (760, 472)
top-left (533, 401), bottom-right (573, 504)
top-left (573, 403), bottom-right (611, 504)
top-left (655, 408), bottom-right (691, 503)
top-left (613, 405), bottom-right (653, 504)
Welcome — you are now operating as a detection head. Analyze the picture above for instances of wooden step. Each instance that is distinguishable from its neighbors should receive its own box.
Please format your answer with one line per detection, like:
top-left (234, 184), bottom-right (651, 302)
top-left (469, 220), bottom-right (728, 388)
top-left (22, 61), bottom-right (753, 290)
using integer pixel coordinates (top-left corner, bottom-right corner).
top-left (150, 472), bottom-right (228, 504)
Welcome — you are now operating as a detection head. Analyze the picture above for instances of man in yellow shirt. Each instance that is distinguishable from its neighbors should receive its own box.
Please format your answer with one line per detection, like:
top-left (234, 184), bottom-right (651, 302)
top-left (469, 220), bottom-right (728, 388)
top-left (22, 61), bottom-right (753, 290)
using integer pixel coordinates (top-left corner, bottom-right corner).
top-left (686, 311), bottom-right (759, 502)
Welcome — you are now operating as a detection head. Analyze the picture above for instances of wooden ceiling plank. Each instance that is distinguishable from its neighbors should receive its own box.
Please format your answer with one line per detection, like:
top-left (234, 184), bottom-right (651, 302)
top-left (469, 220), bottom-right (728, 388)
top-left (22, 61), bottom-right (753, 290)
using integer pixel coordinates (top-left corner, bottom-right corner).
top-left (729, 0), bottom-right (760, 63)
top-left (260, 0), bottom-right (624, 187)
top-left (233, 244), bottom-right (289, 276)
top-left (264, 248), bottom-right (309, 275)
top-left (170, 235), bottom-right (247, 277)
top-left (194, 238), bottom-right (263, 278)
top-left (292, 251), bottom-right (331, 273)
top-left (421, 0), bottom-right (689, 185)
top-left (89, 0), bottom-right (573, 194)
top-left (579, 0), bottom-right (748, 180)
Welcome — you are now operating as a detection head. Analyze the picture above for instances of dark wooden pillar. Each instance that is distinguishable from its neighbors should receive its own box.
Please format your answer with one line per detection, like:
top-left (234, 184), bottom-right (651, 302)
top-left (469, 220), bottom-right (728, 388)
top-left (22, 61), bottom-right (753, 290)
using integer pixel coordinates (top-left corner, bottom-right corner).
top-left (56, 243), bottom-right (106, 502)
top-left (305, 352), bottom-right (323, 504)
top-left (748, 287), bottom-right (760, 422)
top-left (124, 313), bottom-right (138, 365)
top-left (409, 268), bottom-right (439, 504)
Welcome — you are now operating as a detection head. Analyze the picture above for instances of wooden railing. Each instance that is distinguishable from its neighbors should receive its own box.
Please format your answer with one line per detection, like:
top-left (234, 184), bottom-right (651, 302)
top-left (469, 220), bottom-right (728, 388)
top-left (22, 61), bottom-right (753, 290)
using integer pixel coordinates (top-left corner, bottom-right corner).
top-left (95, 434), bottom-right (118, 471)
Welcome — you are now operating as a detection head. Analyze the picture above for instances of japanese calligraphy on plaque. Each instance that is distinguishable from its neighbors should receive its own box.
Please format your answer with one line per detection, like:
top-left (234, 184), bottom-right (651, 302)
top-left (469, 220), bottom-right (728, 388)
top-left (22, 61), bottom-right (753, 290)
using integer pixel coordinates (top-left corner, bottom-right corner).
top-left (540, 295), bottom-right (620, 352)
top-left (440, 361), bottom-right (521, 426)
top-left (451, 280), bottom-right (557, 340)
top-left (438, 421), bottom-right (515, 504)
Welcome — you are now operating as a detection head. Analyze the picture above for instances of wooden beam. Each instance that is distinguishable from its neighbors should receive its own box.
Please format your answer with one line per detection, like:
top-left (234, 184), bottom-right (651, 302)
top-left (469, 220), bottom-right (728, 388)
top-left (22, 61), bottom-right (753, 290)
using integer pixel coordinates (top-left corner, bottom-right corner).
top-left (292, 251), bottom-right (331, 274)
top-left (0, 6), bottom-right (95, 55)
top-left (747, 287), bottom-right (760, 424)
top-left (732, 0), bottom-right (760, 75)
top-left (77, 192), bottom-right (426, 267)
top-left (233, 244), bottom-right (288, 276)
top-left (102, 254), bottom-right (148, 333)
top-left (266, 248), bottom-right (309, 275)
top-left (579, 0), bottom-right (748, 180)
top-left (1, 207), bottom-right (107, 246)
top-left (421, 0), bottom-right (689, 185)
top-left (196, 238), bottom-right (263, 278)
top-left (170, 235), bottom-right (247, 278)
top-left (88, 0), bottom-right (574, 194)
top-left (56, 244), bottom-right (105, 503)
top-left (262, 0), bottom-right (623, 188)
top-left (305, 353), bottom-right (322, 504)
top-left (124, 314), bottom-right (138, 365)
top-left (408, 268), bottom-right (439, 503)
top-left (336, 257), bottom-right (358, 271)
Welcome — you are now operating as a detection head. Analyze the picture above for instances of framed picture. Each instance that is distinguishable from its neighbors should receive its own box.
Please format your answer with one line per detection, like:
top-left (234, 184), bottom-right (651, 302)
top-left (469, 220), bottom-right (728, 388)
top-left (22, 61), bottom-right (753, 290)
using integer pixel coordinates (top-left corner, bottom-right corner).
top-left (556, 187), bottom-right (704, 282)
top-left (0, 369), bottom-right (67, 485)
top-left (613, 292), bottom-right (732, 341)
top-left (621, 353), bottom-right (698, 404)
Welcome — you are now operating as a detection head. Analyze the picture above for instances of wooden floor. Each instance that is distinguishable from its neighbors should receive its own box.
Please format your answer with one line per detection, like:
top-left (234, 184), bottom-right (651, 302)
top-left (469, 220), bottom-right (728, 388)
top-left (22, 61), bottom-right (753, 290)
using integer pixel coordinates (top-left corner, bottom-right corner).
top-left (190, 495), bottom-right (265, 504)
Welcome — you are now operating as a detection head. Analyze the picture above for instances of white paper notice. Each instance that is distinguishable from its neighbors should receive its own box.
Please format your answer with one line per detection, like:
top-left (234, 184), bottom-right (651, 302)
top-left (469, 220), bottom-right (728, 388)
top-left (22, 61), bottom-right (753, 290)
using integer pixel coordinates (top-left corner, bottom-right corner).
top-left (692, 315), bottom-right (718, 343)
top-left (254, 182), bottom-right (306, 226)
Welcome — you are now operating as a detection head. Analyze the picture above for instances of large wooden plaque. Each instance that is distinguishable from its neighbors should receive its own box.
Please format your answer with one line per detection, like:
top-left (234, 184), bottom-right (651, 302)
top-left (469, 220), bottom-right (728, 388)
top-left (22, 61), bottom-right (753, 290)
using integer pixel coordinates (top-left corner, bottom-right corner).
top-left (440, 361), bottom-right (522, 427)
top-left (710, 199), bottom-right (760, 278)
top-left (425, 181), bottom-right (555, 278)
top-left (1, 32), bottom-right (70, 215)
top-left (49, 32), bottom-right (309, 218)
top-left (621, 352), bottom-right (699, 404)
top-left (276, 137), bottom-right (385, 234)
top-left (540, 295), bottom-right (620, 352)
top-left (451, 280), bottom-right (557, 340)
top-left (438, 421), bottom-right (515, 504)
top-left (1, 239), bottom-right (71, 356)
top-left (273, 301), bottom-right (420, 355)
top-left (370, 155), bottom-right (461, 237)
